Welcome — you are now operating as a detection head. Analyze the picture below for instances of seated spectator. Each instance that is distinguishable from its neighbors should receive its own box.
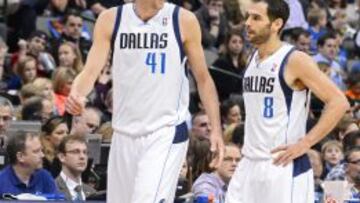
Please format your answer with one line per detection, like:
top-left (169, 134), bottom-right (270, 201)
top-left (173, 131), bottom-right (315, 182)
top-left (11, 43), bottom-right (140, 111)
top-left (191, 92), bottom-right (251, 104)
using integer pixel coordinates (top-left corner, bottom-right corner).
top-left (41, 116), bottom-right (69, 177)
top-left (211, 30), bottom-right (246, 101)
top-left (33, 77), bottom-right (58, 116)
top-left (307, 8), bottom-right (328, 53)
top-left (326, 131), bottom-right (360, 181)
top-left (56, 135), bottom-right (96, 200)
top-left (57, 42), bottom-right (84, 74)
top-left (0, 131), bottom-right (58, 197)
top-left (9, 56), bottom-right (38, 90)
top-left (71, 106), bottom-right (101, 135)
top-left (344, 146), bottom-right (360, 199)
top-left (191, 111), bottom-right (211, 140)
top-left (0, 96), bottom-right (14, 148)
top-left (289, 27), bottom-right (311, 54)
top-left (53, 67), bottom-right (77, 115)
top-left (313, 32), bottom-right (347, 90)
top-left (51, 9), bottom-right (92, 60)
top-left (195, 0), bottom-right (228, 50)
top-left (192, 143), bottom-right (241, 201)
top-left (220, 98), bottom-right (241, 130)
top-left (21, 96), bottom-right (53, 123)
top-left (321, 140), bottom-right (343, 179)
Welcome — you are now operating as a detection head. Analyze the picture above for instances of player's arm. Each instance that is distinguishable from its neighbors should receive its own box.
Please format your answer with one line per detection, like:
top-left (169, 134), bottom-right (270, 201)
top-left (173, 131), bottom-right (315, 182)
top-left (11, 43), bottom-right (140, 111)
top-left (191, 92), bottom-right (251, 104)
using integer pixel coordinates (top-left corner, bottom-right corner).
top-left (180, 9), bottom-right (224, 168)
top-left (66, 8), bottom-right (116, 115)
top-left (273, 51), bottom-right (350, 166)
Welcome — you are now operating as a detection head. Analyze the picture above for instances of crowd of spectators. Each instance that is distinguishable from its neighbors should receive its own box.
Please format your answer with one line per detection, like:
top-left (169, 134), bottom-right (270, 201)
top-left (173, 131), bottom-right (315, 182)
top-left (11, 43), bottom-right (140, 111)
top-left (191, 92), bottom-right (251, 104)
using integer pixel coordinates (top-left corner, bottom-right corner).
top-left (0, 0), bottom-right (358, 202)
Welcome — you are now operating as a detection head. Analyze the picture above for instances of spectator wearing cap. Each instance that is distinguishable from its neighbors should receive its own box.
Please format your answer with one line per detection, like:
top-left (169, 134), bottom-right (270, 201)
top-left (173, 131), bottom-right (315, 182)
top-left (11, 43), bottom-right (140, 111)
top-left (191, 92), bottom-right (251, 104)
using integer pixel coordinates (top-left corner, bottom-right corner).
top-left (0, 131), bottom-right (58, 197)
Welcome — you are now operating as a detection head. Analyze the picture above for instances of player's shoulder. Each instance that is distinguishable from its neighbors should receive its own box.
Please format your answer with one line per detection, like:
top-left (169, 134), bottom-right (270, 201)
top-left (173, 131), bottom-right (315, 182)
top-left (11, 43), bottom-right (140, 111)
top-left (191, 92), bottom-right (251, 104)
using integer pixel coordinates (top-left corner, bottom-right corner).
top-left (93, 7), bottom-right (119, 36)
top-left (178, 7), bottom-right (198, 25)
top-left (287, 50), bottom-right (315, 66)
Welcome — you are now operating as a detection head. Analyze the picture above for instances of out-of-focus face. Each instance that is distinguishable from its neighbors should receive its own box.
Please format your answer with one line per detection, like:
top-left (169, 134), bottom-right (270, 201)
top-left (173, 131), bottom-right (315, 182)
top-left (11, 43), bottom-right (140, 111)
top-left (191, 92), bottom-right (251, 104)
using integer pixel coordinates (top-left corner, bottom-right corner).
top-left (216, 145), bottom-right (241, 183)
top-left (48, 123), bottom-right (68, 147)
top-left (346, 151), bottom-right (360, 185)
top-left (323, 145), bottom-right (343, 167)
top-left (23, 60), bottom-right (37, 83)
top-left (226, 105), bottom-right (241, 125)
top-left (58, 44), bottom-right (76, 68)
top-left (59, 141), bottom-right (88, 175)
top-left (28, 37), bottom-right (46, 57)
top-left (319, 38), bottom-right (338, 60)
top-left (191, 114), bottom-right (211, 139)
top-left (41, 99), bottom-right (53, 122)
top-left (60, 78), bottom-right (73, 96)
top-left (42, 82), bottom-right (54, 100)
top-left (0, 106), bottom-right (12, 135)
top-left (19, 136), bottom-right (44, 170)
top-left (64, 15), bottom-right (83, 40)
top-left (228, 35), bottom-right (243, 55)
top-left (208, 0), bottom-right (223, 13)
top-left (179, 160), bottom-right (188, 179)
top-left (84, 109), bottom-right (100, 134)
top-left (296, 34), bottom-right (311, 54)
top-left (245, 2), bottom-right (273, 45)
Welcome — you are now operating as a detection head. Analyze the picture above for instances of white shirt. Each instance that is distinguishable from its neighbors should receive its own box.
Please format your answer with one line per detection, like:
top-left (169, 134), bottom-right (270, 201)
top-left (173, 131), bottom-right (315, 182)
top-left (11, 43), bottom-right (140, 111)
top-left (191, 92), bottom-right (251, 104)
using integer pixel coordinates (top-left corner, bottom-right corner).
top-left (60, 172), bottom-right (85, 200)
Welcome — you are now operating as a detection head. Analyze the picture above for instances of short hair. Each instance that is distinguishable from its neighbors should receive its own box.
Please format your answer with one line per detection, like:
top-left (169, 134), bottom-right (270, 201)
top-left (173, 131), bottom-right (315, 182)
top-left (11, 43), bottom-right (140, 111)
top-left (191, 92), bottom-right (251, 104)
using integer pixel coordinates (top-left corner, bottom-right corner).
top-left (343, 131), bottom-right (360, 152)
top-left (317, 32), bottom-right (337, 47)
top-left (63, 9), bottom-right (83, 25)
top-left (57, 134), bottom-right (87, 154)
top-left (344, 146), bottom-right (360, 163)
top-left (290, 27), bottom-right (310, 42)
top-left (6, 131), bottom-right (39, 165)
top-left (253, 0), bottom-right (290, 32)
top-left (21, 96), bottom-right (43, 121)
top-left (0, 96), bottom-right (14, 113)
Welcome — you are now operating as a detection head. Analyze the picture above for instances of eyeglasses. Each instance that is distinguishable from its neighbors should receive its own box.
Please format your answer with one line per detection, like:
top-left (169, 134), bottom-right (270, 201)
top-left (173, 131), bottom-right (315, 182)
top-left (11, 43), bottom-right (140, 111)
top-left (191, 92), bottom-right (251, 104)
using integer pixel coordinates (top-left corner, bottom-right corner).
top-left (65, 149), bottom-right (88, 156)
top-left (348, 159), bottom-right (360, 165)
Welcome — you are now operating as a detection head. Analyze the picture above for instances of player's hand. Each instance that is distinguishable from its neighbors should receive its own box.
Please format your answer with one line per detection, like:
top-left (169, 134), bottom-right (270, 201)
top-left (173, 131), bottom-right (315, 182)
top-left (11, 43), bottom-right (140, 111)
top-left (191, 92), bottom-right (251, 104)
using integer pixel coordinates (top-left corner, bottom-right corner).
top-left (209, 131), bottom-right (224, 169)
top-left (65, 91), bottom-right (87, 116)
top-left (271, 139), bottom-right (311, 167)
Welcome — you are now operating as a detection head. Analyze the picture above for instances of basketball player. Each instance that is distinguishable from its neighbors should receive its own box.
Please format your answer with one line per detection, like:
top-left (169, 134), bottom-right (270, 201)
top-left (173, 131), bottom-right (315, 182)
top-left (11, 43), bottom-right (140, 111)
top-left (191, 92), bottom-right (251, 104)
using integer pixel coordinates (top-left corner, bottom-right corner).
top-left (225, 0), bottom-right (349, 203)
top-left (65, 0), bottom-right (224, 203)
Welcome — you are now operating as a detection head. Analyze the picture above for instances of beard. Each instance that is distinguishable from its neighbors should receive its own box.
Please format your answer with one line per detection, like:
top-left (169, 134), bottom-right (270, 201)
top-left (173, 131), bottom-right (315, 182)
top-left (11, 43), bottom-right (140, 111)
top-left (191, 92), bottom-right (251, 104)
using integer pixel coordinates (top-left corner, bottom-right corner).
top-left (247, 23), bottom-right (272, 45)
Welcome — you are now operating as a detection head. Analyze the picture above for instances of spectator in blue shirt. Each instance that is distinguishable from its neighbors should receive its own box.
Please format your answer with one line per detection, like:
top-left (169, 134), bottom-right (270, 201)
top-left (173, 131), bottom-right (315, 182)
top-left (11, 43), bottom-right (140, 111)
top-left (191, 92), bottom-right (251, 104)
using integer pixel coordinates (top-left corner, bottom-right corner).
top-left (0, 131), bottom-right (58, 198)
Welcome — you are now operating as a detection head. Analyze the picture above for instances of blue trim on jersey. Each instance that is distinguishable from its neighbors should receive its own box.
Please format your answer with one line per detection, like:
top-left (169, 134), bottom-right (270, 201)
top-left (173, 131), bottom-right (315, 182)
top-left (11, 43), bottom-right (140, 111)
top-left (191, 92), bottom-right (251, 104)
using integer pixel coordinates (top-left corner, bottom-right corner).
top-left (172, 122), bottom-right (188, 143)
top-left (279, 47), bottom-right (296, 115)
top-left (172, 6), bottom-right (185, 64)
top-left (293, 154), bottom-right (311, 177)
top-left (110, 6), bottom-right (123, 65)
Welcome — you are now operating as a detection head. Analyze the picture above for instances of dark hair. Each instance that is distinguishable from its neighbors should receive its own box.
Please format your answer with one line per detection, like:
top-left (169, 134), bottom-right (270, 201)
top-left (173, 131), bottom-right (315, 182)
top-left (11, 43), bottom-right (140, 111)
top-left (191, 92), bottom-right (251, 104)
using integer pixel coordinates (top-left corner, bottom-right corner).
top-left (57, 134), bottom-right (87, 154)
top-left (191, 111), bottom-right (207, 125)
top-left (42, 116), bottom-right (66, 136)
top-left (329, 0), bottom-right (347, 9)
top-left (343, 131), bottom-right (360, 152)
top-left (345, 146), bottom-right (360, 163)
top-left (21, 96), bottom-right (43, 121)
top-left (62, 9), bottom-right (82, 24)
top-left (220, 98), bottom-right (240, 122)
top-left (254, 0), bottom-right (290, 32)
top-left (188, 137), bottom-right (213, 182)
top-left (290, 27), bottom-right (310, 42)
top-left (232, 124), bottom-right (245, 146)
top-left (6, 131), bottom-right (39, 165)
top-left (223, 29), bottom-right (247, 69)
top-left (317, 32), bottom-right (337, 47)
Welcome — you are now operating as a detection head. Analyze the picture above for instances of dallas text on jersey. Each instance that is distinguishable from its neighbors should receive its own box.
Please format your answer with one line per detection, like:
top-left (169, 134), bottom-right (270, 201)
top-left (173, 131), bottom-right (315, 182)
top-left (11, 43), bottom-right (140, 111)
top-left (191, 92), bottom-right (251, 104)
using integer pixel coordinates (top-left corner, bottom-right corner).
top-left (119, 33), bottom-right (168, 49)
top-left (242, 76), bottom-right (275, 93)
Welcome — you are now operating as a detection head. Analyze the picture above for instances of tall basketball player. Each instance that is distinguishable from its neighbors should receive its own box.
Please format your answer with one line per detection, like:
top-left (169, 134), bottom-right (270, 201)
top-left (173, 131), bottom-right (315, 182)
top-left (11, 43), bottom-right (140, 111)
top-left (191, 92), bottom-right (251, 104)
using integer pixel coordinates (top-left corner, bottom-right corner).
top-left (225, 0), bottom-right (349, 203)
top-left (65, 0), bottom-right (224, 202)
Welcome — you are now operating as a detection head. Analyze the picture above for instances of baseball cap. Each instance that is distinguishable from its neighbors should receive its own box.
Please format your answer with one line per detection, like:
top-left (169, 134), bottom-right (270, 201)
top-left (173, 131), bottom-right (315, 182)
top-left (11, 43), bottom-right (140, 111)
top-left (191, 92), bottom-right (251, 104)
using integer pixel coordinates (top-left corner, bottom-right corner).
top-left (28, 30), bottom-right (48, 41)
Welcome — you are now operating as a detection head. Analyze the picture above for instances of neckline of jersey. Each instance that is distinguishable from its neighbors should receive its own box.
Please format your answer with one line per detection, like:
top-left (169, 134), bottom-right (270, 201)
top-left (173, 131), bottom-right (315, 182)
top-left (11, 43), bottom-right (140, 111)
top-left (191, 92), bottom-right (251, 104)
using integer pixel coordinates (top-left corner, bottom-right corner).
top-left (131, 2), bottom-right (166, 24)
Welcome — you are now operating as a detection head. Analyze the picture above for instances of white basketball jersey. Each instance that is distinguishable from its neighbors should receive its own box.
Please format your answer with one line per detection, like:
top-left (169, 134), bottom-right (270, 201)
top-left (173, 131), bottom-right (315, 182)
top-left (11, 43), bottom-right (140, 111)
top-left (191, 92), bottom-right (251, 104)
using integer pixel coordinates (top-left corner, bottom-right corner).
top-left (110, 3), bottom-right (189, 136)
top-left (242, 44), bottom-right (310, 160)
